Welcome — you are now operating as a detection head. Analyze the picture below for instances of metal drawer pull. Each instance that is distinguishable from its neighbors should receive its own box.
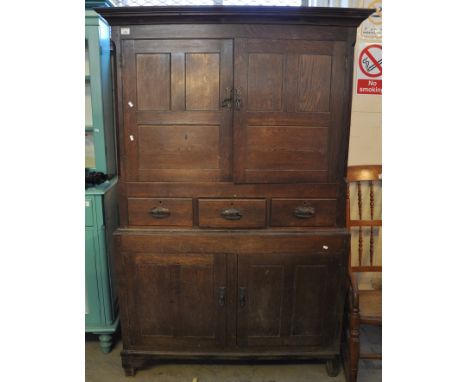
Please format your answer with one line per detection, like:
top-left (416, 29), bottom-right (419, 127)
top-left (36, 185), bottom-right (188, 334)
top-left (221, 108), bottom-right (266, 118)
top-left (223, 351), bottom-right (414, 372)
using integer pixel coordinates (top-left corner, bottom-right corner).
top-left (293, 206), bottom-right (316, 219)
top-left (239, 287), bottom-right (247, 307)
top-left (150, 206), bottom-right (170, 219)
top-left (220, 207), bottom-right (242, 220)
top-left (218, 287), bottom-right (226, 307)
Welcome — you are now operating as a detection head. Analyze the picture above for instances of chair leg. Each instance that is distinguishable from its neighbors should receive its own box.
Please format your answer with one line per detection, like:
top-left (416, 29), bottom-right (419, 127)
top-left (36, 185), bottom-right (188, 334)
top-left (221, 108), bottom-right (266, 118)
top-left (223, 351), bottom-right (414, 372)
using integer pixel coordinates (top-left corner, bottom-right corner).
top-left (348, 309), bottom-right (360, 382)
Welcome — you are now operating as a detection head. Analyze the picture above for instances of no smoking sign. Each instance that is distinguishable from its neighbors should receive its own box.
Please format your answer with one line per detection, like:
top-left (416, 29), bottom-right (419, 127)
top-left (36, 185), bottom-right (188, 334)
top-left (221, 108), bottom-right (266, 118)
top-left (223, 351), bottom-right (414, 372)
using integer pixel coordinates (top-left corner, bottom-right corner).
top-left (356, 43), bottom-right (382, 95)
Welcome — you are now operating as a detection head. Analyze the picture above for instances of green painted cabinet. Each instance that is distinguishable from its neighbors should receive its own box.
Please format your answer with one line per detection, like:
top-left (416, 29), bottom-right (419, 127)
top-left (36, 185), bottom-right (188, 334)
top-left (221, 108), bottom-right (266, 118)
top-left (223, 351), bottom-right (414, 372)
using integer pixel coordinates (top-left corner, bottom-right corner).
top-left (85, 180), bottom-right (119, 353)
top-left (85, 0), bottom-right (119, 354)
top-left (85, 3), bottom-right (116, 174)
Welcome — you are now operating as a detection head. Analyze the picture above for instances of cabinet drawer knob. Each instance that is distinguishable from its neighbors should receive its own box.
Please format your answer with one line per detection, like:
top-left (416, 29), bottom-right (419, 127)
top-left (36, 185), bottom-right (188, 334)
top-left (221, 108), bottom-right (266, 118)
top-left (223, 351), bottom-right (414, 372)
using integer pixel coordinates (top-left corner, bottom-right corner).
top-left (150, 206), bottom-right (170, 219)
top-left (220, 207), bottom-right (242, 221)
top-left (293, 206), bottom-right (316, 219)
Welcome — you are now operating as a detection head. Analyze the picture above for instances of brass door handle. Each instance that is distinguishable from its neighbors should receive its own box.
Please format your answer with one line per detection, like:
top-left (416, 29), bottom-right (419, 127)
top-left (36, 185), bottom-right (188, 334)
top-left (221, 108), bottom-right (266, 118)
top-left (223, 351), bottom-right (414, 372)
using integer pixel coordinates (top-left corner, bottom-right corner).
top-left (220, 207), bottom-right (242, 221)
top-left (150, 206), bottom-right (170, 219)
top-left (293, 206), bottom-right (316, 219)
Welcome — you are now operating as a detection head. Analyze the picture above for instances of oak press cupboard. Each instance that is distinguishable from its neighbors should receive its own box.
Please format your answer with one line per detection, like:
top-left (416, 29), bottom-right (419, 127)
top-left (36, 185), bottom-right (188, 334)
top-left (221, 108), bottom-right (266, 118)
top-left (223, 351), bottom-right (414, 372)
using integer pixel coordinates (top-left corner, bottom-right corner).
top-left (96, 5), bottom-right (372, 377)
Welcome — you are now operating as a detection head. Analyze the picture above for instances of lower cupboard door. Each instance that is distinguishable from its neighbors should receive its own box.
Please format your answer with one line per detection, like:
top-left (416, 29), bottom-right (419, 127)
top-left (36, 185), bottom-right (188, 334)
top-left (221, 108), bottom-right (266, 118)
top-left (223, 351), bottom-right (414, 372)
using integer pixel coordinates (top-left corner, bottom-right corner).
top-left (237, 252), bottom-right (344, 348)
top-left (124, 252), bottom-right (227, 349)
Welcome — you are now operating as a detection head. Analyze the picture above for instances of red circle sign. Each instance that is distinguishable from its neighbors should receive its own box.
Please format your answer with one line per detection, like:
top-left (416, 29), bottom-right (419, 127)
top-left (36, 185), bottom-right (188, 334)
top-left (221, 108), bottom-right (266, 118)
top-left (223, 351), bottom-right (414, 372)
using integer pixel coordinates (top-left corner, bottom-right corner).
top-left (359, 44), bottom-right (382, 78)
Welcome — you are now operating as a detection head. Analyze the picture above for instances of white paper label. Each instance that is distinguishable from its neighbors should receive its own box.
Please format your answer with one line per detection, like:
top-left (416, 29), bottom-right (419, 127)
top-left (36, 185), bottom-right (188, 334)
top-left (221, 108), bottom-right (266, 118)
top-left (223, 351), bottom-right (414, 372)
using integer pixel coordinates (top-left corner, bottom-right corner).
top-left (85, 201), bottom-right (90, 207)
top-left (121, 27), bottom-right (130, 35)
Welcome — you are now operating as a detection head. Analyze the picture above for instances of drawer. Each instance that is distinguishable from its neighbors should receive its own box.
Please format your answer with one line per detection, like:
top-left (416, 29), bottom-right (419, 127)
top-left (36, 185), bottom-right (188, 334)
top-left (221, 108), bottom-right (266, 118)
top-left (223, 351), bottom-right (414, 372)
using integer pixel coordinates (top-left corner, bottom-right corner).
top-left (128, 198), bottom-right (193, 227)
top-left (270, 199), bottom-right (336, 227)
top-left (198, 199), bottom-right (266, 228)
top-left (85, 198), bottom-right (95, 227)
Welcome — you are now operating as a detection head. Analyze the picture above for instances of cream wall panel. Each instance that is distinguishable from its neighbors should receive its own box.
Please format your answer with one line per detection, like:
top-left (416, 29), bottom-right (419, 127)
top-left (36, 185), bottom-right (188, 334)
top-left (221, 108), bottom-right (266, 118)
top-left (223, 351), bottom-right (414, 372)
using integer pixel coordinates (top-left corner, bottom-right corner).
top-left (348, 112), bottom-right (382, 165)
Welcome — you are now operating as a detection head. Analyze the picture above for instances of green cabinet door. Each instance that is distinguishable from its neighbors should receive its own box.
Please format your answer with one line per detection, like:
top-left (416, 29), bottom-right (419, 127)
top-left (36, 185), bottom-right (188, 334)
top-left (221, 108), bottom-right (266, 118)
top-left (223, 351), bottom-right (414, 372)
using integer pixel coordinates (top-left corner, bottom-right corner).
top-left (85, 227), bottom-right (101, 327)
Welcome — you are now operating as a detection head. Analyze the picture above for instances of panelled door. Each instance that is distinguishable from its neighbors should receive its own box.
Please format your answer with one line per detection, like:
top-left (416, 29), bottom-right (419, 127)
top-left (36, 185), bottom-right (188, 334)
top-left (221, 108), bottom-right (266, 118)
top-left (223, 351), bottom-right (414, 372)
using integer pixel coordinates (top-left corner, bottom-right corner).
top-left (124, 252), bottom-right (227, 349)
top-left (121, 39), bottom-right (233, 182)
top-left (237, 252), bottom-right (344, 348)
top-left (233, 38), bottom-right (347, 184)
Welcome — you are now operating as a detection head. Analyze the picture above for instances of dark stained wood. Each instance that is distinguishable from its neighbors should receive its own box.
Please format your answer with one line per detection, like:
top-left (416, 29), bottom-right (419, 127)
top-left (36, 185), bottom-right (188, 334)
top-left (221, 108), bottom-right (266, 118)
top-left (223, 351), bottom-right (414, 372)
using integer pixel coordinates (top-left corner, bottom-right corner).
top-left (124, 252), bottom-right (226, 349)
top-left (116, 229), bottom-right (349, 255)
top-left (136, 54), bottom-right (170, 111)
top-left (360, 353), bottom-right (382, 360)
top-left (246, 112), bottom-right (330, 127)
top-left (327, 41), bottom-right (347, 183)
top-left (233, 38), bottom-right (338, 184)
top-left (111, 24), bottom-right (350, 41)
top-left (198, 199), bottom-right (266, 229)
top-left (237, 253), bottom-right (341, 348)
top-left (137, 110), bottom-right (221, 125)
top-left (121, 39), bottom-right (233, 182)
top-left (186, 53), bottom-right (220, 110)
top-left (244, 170), bottom-right (328, 184)
top-left (297, 55), bottom-right (331, 112)
top-left (246, 126), bottom-right (327, 150)
top-left (126, 182), bottom-right (340, 200)
top-left (138, 125), bottom-right (220, 169)
top-left (351, 266), bottom-right (382, 272)
top-left (100, 6), bottom-right (369, 376)
top-left (127, 197), bottom-right (193, 227)
top-left (121, 39), bottom-right (139, 182)
top-left (171, 52), bottom-right (186, 111)
top-left (96, 6), bottom-right (374, 27)
top-left (138, 169), bottom-right (221, 183)
top-left (270, 199), bottom-right (337, 227)
top-left (247, 53), bottom-right (283, 111)
top-left (246, 150), bottom-right (328, 171)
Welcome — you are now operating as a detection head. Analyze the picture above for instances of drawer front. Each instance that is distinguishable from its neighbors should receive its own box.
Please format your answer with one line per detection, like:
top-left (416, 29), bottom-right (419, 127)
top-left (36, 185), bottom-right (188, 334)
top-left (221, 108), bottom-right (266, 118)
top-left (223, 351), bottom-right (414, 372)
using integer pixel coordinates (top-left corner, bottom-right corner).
top-left (85, 198), bottom-right (95, 227)
top-left (128, 198), bottom-right (193, 227)
top-left (198, 199), bottom-right (266, 228)
top-left (270, 199), bottom-right (336, 227)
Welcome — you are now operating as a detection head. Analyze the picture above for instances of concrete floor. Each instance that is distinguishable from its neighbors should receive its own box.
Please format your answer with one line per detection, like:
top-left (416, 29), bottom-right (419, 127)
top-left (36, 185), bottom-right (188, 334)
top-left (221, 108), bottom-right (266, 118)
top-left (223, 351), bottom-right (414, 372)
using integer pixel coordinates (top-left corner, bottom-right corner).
top-left (86, 327), bottom-right (381, 382)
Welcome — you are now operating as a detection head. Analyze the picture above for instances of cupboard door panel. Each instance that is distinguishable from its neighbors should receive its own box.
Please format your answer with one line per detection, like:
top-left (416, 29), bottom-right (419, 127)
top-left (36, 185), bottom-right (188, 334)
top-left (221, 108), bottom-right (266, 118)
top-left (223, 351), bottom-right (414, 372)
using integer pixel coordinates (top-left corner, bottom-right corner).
top-left (234, 38), bottom-right (345, 184)
top-left (138, 125), bottom-right (220, 170)
top-left (186, 53), bottom-right (220, 111)
top-left (237, 251), bottom-right (345, 348)
top-left (125, 252), bottom-right (226, 349)
top-left (297, 55), bottom-right (332, 112)
top-left (247, 53), bottom-right (283, 111)
top-left (136, 54), bottom-right (171, 111)
top-left (122, 39), bottom-right (233, 182)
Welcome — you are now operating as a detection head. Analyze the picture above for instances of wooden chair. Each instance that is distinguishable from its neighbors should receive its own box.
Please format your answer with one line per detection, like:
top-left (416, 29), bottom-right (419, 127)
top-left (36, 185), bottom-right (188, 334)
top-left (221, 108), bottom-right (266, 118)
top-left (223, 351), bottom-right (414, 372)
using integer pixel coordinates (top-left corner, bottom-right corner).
top-left (343, 165), bottom-right (382, 382)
